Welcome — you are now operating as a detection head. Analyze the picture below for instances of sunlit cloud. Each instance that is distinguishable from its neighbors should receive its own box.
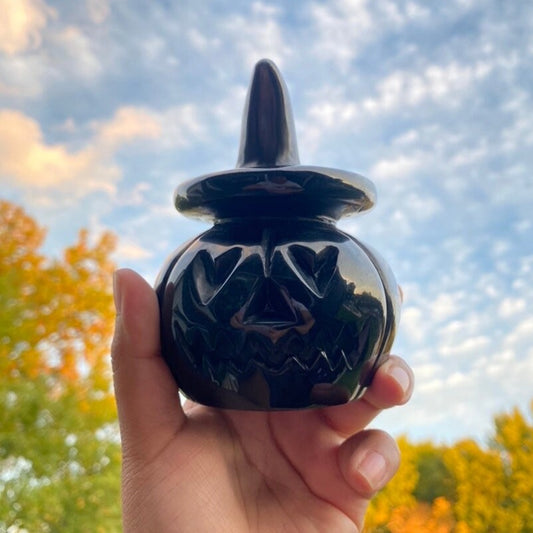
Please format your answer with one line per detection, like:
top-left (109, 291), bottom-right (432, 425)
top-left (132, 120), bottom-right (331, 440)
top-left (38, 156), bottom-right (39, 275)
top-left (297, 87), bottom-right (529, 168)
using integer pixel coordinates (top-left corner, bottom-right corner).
top-left (0, 109), bottom-right (112, 189)
top-left (92, 107), bottom-right (161, 151)
top-left (0, 0), bottom-right (55, 55)
top-left (114, 240), bottom-right (153, 261)
top-left (0, 106), bottom-right (161, 194)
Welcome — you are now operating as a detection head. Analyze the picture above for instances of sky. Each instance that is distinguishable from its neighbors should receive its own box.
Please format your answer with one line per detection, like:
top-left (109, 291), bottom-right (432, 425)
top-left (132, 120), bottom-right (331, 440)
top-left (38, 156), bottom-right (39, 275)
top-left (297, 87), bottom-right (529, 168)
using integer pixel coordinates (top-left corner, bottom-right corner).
top-left (1, 0), bottom-right (532, 444)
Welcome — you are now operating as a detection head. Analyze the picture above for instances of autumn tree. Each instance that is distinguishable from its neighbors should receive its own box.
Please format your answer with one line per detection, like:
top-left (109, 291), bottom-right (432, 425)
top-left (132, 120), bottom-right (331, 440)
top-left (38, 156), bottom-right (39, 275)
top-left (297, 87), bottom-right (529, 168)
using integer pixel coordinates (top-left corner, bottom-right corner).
top-left (365, 438), bottom-right (465, 533)
top-left (364, 402), bottom-right (533, 533)
top-left (439, 402), bottom-right (533, 533)
top-left (491, 401), bottom-right (533, 532)
top-left (0, 200), bottom-right (121, 532)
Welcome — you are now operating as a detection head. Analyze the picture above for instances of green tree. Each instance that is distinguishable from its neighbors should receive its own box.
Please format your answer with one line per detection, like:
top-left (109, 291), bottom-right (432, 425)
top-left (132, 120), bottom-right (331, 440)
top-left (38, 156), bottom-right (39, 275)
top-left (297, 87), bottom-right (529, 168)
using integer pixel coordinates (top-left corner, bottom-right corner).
top-left (413, 442), bottom-right (455, 504)
top-left (0, 200), bottom-right (121, 532)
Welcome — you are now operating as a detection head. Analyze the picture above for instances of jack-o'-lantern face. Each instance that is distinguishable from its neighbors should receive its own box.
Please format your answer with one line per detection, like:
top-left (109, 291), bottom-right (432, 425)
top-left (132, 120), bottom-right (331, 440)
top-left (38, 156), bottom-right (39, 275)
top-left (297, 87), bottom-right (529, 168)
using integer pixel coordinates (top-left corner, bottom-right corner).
top-left (159, 220), bottom-right (396, 409)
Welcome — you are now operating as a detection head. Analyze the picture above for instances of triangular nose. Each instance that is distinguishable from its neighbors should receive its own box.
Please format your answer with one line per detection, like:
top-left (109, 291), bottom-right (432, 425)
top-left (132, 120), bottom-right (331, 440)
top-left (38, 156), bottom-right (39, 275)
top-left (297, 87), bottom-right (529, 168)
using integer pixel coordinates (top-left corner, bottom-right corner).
top-left (237, 59), bottom-right (300, 169)
top-left (242, 279), bottom-right (298, 326)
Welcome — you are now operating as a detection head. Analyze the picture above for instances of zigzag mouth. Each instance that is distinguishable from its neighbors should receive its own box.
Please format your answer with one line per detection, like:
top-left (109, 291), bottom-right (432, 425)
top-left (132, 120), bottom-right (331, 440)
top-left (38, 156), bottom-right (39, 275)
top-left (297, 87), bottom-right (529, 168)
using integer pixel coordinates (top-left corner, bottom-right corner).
top-left (254, 347), bottom-right (354, 375)
top-left (202, 333), bottom-right (355, 386)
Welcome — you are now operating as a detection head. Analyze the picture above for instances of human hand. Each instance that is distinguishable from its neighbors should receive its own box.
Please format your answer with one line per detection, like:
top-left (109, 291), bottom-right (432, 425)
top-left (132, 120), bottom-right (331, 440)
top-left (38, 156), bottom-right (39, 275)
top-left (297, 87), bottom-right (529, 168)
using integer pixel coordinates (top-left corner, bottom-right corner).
top-left (111, 268), bottom-right (414, 532)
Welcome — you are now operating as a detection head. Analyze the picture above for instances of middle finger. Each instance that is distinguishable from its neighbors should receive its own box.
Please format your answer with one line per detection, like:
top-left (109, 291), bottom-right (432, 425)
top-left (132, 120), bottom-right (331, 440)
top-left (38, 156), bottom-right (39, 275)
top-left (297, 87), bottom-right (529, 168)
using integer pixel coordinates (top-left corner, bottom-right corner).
top-left (316, 355), bottom-right (414, 437)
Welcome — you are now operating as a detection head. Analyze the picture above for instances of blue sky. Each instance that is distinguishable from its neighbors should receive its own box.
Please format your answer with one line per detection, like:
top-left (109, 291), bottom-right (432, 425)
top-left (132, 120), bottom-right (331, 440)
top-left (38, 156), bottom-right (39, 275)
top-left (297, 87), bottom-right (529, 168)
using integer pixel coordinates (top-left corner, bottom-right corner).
top-left (1, 0), bottom-right (532, 444)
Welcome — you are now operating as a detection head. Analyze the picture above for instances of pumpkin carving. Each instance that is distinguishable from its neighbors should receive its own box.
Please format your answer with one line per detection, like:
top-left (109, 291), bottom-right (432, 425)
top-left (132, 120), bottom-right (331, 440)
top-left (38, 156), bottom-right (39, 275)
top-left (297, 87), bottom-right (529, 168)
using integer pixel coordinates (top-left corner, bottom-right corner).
top-left (156, 60), bottom-right (400, 409)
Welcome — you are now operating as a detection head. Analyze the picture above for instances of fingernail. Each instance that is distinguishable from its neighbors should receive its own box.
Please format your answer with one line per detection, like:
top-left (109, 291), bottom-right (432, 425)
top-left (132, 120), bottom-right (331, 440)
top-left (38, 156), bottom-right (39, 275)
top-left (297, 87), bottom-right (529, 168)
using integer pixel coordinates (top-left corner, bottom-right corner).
top-left (357, 451), bottom-right (387, 489)
top-left (389, 364), bottom-right (410, 394)
top-left (113, 270), bottom-right (123, 314)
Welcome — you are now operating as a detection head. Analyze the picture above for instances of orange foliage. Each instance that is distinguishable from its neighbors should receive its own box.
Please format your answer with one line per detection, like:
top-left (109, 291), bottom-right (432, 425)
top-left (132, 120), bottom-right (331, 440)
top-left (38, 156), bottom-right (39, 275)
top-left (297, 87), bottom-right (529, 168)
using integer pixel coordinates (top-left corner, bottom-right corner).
top-left (0, 200), bottom-right (117, 414)
top-left (387, 498), bottom-right (470, 533)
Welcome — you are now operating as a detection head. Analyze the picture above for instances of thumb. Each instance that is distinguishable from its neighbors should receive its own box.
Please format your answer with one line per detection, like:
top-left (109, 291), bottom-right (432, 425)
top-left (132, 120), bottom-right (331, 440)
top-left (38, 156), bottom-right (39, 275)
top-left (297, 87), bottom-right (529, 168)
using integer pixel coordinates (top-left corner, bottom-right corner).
top-left (112, 268), bottom-right (186, 460)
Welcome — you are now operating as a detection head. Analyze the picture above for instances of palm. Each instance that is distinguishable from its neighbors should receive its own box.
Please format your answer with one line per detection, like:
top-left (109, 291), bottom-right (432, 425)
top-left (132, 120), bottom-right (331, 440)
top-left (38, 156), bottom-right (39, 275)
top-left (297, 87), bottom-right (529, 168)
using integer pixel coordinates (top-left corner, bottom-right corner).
top-left (112, 269), bottom-right (412, 533)
top-left (123, 405), bottom-right (378, 532)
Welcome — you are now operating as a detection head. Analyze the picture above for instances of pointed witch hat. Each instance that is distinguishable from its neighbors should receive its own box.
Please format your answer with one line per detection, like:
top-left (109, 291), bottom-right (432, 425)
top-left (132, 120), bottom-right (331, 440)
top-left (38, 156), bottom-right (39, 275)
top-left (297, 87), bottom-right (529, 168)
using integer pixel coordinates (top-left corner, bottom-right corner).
top-left (175, 59), bottom-right (376, 222)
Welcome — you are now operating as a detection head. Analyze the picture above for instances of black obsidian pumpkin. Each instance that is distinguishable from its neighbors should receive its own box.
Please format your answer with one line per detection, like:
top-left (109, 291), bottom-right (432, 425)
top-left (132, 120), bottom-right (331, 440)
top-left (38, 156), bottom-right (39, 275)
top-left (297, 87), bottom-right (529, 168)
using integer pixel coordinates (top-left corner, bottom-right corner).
top-left (156, 60), bottom-right (400, 410)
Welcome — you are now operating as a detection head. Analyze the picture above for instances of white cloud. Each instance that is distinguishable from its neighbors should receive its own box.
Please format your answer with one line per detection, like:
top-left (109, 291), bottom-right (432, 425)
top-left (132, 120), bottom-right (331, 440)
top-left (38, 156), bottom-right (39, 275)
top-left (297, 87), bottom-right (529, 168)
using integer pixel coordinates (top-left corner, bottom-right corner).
top-left (50, 26), bottom-right (103, 80)
top-left (389, 240), bottom-right (533, 440)
top-left (370, 154), bottom-right (425, 180)
top-left (186, 28), bottom-right (221, 53)
top-left (446, 370), bottom-right (469, 387)
top-left (432, 292), bottom-right (462, 322)
top-left (0, 53), bottom-right (47, 98)
top-left (404, 193), bottom-right (442, 220)
top-left (519, 255), bottom-right (533, 277)
top-left (309, 0), bottom-right (373, 69)
top-left (0, 0), bottom-right (55, 55)
top-left (0, 23), bottom-right (105, 99)
top-left (221, 2), bottom-right (289, 69)
top-left (501, 114), bottom-right (533, 153)
top-left (306, 0), bottom-right (439, 76)
top-left (155, 105), bottom-right (208, 149)
top-left (503, 316), bottom-right (533, 353)
top-left (116, 182), bottom-right (152, 207)
top-left (392, 129), bottom-right (420, 146)
top-left (414, 362), bottom-right (442, 381)
top-left (400, 306), bottom-right (426, 344)
top-left (405, 2), bottom-right (430, 20)
top-left (212, 84), bottom-right (248, 138)
top-left (300, 57), bottom-right (498, 162)
top-left (140, 35), bottom-right (170, 65)
top-left (363, 61), bottom-right (493, 114)
top-left (450, 142), bottom-right (489, 167)
top-left (439, 335), bottom-right (491, 359)
top-left (86, 0), bottom-right (110, 24)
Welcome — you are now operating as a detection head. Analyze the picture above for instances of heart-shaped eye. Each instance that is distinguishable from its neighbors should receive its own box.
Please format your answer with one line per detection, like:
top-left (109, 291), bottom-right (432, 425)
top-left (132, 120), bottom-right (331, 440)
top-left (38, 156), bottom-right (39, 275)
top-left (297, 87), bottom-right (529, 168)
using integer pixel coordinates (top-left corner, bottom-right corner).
top-left (191, 247), bottom-right (243, 305)
top-left (287, 244), bottom-right (338, 297)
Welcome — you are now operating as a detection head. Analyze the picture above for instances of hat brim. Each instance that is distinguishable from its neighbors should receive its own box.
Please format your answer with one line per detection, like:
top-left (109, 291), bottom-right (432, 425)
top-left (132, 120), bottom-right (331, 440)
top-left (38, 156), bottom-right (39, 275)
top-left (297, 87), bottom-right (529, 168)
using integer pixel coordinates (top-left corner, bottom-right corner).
top-left (174, 165), bottom-right (376, 222)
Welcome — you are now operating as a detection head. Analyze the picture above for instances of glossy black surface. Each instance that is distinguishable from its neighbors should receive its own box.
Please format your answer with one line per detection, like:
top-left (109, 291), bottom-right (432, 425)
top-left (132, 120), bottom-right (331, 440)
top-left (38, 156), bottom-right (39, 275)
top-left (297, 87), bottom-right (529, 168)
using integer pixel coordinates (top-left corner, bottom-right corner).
top-left (156, 59), bottom-right (400, 409)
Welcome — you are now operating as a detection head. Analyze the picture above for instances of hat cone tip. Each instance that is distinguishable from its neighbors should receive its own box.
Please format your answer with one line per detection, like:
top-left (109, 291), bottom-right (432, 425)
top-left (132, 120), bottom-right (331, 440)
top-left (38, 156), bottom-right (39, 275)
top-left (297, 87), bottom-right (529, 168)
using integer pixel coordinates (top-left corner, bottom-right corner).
top-left (238, 58), bottom-right (299, 168)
